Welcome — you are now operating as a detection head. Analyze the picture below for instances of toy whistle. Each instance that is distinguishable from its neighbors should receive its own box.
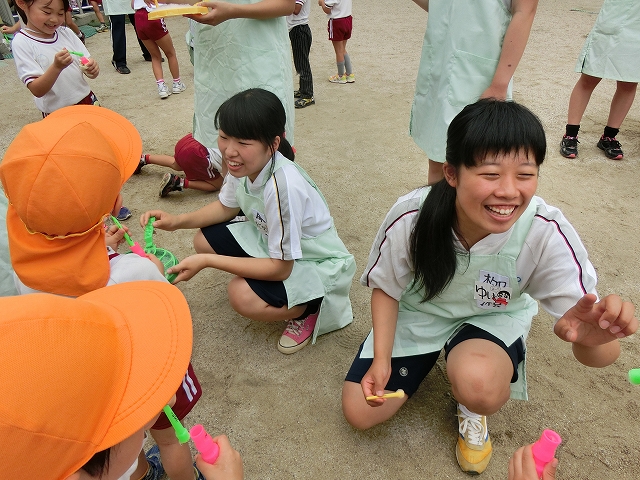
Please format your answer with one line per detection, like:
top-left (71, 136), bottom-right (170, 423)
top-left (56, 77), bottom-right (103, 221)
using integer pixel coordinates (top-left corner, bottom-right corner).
top-left (531, 429), bottom-right (562, 478)
top-left (110, 215), bottom-right (147, 257)
top-left (365, 389), bottom-right (405, 401)
top-left (190, 424), bottom-right (220, 464)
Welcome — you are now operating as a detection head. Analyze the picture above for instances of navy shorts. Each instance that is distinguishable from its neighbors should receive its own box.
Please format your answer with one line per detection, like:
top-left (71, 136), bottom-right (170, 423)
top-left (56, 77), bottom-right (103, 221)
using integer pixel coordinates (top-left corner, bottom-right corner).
top-left (345, 324), bottom-right (525, 397)
top-left (201, 221), bottom-right (322, 315)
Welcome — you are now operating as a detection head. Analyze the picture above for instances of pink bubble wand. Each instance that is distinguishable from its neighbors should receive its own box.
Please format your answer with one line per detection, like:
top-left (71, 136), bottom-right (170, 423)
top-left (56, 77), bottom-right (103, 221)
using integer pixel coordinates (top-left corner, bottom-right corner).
top-left (531, 429), bottom-right (562, 478)
top-left (110, 215), bottom-right (147, 257)
top-left (190, 424), bottom-right (220, 464)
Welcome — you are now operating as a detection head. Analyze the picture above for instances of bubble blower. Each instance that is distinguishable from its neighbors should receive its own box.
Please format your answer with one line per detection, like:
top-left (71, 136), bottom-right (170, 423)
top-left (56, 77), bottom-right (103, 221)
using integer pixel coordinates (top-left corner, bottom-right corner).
top-left (67, 50), bottom-right (90, 68)
top-left (144, 217), bottom-right (179, 283)
top-left (629, 369), bottom-right (640, 385)
top-left (531, 429), bottom-right (562, 478)
top-left (365, 389), bottom-right (405, 401)
top-left (190, 424), bottom-right (220, 464)
top-left (110, 215), bottom-right (147, 257)
top-left (162, 405), bottom-right (190, 444)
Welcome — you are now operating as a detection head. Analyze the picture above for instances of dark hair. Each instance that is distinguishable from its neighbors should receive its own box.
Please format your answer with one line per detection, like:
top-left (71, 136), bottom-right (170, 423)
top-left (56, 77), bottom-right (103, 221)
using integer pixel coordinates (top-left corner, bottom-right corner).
top-left (16, 0), bottom-right (71, 26)
top-left (409, 99), bottom-right (546, 301)
top-left (81, 448), bottom-right (111, 477)
top-left (214, 88), bottom-right (295, 161)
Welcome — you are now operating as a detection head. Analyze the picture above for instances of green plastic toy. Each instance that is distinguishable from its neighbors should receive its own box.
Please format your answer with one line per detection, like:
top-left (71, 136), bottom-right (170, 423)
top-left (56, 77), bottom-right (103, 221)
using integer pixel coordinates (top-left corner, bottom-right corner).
top-left (163, 405), bottom-right (190, 444)
top-left (145, 217), bottom-right (179, 283)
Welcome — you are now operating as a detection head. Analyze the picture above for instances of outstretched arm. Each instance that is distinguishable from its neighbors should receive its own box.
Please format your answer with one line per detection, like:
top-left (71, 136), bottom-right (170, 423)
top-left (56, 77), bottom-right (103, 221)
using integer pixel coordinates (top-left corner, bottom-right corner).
top-left (481, 0), bottom-right (538, 100)
top-left (361, 288), bottom-right (400, 403)
top-left (554, 294), bottom-right (637, 367)
top-left (186, 0), bottom-right (295, 26)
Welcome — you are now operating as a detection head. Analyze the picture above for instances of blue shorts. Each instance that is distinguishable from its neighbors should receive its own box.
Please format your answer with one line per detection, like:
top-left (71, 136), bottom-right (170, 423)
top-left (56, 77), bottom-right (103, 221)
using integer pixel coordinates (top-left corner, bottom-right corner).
top-left (345, 324), bottom-right (525, 397)
top-left (201, 221), bottom-right (322, 315)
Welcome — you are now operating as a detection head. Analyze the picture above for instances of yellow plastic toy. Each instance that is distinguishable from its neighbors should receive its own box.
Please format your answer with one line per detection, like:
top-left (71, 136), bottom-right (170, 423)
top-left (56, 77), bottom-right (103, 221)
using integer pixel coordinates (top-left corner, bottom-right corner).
top-left (147, 3), bottom-right (208, 20)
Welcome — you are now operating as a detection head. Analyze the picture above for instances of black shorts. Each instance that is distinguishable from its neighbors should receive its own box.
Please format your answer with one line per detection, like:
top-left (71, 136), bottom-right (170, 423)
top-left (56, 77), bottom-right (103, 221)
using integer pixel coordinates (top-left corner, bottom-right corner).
top-left (201, 221), bottom-right (322, 315)
top-left (344, 324), bottom-right (525, 397)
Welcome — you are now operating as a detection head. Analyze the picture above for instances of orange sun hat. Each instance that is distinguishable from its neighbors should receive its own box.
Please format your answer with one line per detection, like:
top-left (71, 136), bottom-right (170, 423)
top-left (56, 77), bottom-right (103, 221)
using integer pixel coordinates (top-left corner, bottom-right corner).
top-left (0, 105), bottom-right (142, 296)
top-left (0, 281), bottom-right (193, 479)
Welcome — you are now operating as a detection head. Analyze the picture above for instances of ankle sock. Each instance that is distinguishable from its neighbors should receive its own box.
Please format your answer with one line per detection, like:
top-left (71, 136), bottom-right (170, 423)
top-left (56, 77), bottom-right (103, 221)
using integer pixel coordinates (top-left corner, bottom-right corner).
top-left (182, 178), bottom-right (189, 189)
top-left (173, 77), bottom-right (181, 84)
top-left (156, 79), bottom-right (165, 87)
top-left (603, 126), bottom-right (619, 138)
top-left (565, 124), bottom-right (580, 138)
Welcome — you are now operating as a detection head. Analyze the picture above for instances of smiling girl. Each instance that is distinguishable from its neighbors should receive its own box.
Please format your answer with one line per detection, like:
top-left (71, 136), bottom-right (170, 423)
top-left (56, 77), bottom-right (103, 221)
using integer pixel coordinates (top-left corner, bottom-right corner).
top-left (11, 0), bottom-right (100, 116)
top-left (141, 88), bottom-right (356, 354)
top-left (341, 99), bottom-right (637, 475)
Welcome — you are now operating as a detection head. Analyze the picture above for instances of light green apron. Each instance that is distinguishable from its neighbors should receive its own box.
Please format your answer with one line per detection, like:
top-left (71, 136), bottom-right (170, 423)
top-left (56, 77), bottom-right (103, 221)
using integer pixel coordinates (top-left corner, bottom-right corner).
top-left (410, 0), bottom-right (512, 163)
top-left (226, 156), bottom-right (356, 343)
top-left (192, 1), bottom-right (295, 149)
top-left (0, 194), bottom-right (17, 297)
top-left (362, 192), bottom-right (538, 400)
top-left (102, 0), bottom-right (134, 15)
top-left (575, 0), bottom-right (640, 82)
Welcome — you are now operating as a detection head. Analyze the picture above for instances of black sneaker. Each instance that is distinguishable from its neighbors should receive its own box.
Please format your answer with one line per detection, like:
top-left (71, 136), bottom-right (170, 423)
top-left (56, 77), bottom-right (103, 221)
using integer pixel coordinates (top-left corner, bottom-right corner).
top-left (560, 135), bottom-right (579, 158)
top-left (294, 97), bottom-right (315, 109)
top-left (159, 173), bottom-right (183, 197)
top-left (112, 60), bottom-right (130, 74)
top-left (597, 136), bottom-right (623, 160)
top-left (134, 155), bottom-right (146, 174)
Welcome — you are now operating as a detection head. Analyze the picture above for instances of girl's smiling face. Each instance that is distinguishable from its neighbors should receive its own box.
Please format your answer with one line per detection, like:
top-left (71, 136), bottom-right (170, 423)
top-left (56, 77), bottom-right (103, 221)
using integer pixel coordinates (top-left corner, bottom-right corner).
top-left (444, 149), bottom-right (539, 248)
top-left (18, 0), bottom-right (65, 38)
top-left (218, 130), bottom-right (280, 182)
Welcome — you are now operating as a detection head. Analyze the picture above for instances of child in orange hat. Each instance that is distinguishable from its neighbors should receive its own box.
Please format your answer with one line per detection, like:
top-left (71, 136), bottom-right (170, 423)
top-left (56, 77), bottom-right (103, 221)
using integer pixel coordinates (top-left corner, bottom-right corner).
top-left (0, 281), bottom-right (243, 480)
top-left (0, 105), bottom-right (204, 480)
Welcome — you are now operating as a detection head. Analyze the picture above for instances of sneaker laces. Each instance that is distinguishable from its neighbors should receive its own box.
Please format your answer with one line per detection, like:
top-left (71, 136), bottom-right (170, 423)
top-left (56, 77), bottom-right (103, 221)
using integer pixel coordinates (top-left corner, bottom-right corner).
top-left (603, 137), bottom-right (621, 148)
top-left (283, 319), bottom-right (306, 336)
top-left (458, 410), bottom-right (486, 446)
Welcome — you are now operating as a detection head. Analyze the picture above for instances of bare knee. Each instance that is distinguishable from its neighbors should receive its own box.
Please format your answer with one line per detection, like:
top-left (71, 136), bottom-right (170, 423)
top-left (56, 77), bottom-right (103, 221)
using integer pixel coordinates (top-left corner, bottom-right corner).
top-left (342, 381), bottom-right (401, 430)
top-left (193, 230), bottom-right (214, 253)
top-left (227, 277), bottom-right (258, 317)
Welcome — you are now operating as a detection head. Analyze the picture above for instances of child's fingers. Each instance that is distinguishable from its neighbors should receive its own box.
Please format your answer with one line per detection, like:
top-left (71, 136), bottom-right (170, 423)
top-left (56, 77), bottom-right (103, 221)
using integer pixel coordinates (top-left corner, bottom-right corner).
top-left (605, 301), bottom-right (638, 338)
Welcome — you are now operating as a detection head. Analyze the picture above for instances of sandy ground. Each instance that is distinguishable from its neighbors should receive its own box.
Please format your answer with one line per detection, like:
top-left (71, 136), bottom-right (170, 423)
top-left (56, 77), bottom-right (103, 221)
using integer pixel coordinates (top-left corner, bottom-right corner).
top-left (2, 0), bottom-right (640, 478)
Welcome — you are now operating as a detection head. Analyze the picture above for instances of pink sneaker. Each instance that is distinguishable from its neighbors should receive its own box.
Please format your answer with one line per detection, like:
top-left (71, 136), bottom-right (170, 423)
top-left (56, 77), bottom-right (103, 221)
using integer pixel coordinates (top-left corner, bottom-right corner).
top-left (277, 311), bottom-right (319, 354)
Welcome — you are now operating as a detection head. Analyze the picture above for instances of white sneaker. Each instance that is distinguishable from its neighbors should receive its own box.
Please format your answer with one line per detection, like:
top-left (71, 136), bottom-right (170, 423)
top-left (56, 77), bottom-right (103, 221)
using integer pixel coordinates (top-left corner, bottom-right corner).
top-left (158, 83), bottom-right (171, 99)
top-left (172, 81), bottom-right (187, 94)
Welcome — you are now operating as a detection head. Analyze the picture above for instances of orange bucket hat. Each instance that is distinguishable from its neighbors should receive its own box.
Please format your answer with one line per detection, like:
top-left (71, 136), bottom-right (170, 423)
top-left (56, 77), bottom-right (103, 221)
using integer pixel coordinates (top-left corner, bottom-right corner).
top-left (0, 281), bottom-right (193, 479)
top-left (0, 105), bottom-right (142, 296)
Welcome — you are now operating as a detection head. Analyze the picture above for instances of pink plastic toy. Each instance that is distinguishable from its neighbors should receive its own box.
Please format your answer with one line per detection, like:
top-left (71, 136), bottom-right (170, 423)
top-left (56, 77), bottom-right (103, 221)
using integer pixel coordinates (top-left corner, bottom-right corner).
top-left (190, 424), bottom-right (220, 464)
top-left (80, 56), bottom-right (90, 66)
top-left (531, 429), bottom-right (562, 478)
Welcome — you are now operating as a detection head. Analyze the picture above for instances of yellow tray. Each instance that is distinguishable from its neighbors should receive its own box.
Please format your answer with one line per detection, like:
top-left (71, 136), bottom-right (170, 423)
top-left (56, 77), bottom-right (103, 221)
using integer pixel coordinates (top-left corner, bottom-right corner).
top-left (147, 5), bottom-right (208, 19)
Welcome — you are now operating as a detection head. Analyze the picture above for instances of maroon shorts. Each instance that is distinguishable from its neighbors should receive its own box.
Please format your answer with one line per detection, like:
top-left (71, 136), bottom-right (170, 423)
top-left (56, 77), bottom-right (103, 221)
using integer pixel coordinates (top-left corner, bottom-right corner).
top-left (151, 362), bottom-right (202, 430)
top-left (328, 16), bottom-right (352, 41)
top-left (175, 133), bottom-right (222, 182)
top-left (135, 9), bottom-right (168, 42)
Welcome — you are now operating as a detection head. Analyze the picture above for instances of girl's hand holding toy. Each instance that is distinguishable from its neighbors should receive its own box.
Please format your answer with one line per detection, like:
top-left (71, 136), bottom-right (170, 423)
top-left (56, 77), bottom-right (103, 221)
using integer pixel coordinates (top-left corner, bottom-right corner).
top-left (167, 254), bottom-right (209, 284)
top-left (140, 209), bottom-right (181, 232)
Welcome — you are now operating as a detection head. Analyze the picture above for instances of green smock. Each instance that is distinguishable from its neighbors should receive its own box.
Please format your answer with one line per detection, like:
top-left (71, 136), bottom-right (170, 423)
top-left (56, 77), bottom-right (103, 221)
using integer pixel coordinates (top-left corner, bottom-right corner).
top-left (226, 155), bottom-right (356, 343)
top-left (192, 0), bottom-right (295, 148)
top-left (0, 194), bottom-right (17, 296)
top-left (361, 191), bottom-right (538, 400)
top-left (575, 0), bottom-right (640, 82)
top-left (102, 0), bottom-right (133, 15)
top-left (410, 0), bottom-right (512, 163)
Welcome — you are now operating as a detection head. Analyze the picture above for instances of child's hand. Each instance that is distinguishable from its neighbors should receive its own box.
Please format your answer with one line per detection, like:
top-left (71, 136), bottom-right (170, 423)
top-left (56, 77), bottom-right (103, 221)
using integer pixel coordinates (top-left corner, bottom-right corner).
top-left (508, 444), bottom-right (558, 480)
top-left (54, 49), bottom-right (73, 70)
top-left (105, 224), bottom-right (128, 250)
top-left (83, 57), bottom-right (99, 79)
top-left (184, 2), bottom-right (232, 26)
top-left (167, 254), bottom-right (209, 283)
top-left (195, 434), bottom-right (243, 480)
top-left (554, 294), bottom-right (637, 346)
top-left (361, 359), bottom-right (393, 407)
top-left (140, 210), bottom-right (179, 231)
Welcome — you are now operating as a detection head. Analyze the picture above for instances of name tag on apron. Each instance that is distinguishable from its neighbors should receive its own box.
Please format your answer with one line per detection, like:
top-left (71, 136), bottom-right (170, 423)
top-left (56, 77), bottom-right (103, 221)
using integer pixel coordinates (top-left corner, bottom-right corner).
top-left (474, 270), bottom-right (512, 310)
top-left (252, 209), bottom-right (268, 236)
